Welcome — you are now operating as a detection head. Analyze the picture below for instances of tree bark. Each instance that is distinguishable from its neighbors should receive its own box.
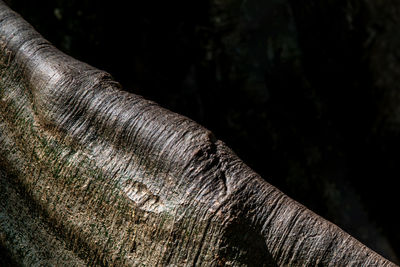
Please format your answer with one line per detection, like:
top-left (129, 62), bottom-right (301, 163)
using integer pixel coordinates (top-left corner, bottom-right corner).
top-left (0, 1), bottom-right (396, 266)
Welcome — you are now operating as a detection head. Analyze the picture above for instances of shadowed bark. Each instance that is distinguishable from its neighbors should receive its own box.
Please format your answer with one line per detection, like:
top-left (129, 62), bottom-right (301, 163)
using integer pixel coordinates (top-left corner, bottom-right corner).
top-left (0, 1), bottom-right (397, 266)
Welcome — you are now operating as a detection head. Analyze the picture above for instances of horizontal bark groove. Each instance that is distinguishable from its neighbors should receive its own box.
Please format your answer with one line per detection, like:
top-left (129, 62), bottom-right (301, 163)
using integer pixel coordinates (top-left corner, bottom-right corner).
top-left (0, 1), bottom-right (397, 266)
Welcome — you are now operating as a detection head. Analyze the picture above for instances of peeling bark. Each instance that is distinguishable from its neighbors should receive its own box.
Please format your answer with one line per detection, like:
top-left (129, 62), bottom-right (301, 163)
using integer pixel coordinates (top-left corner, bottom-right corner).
top-left (0, 1), bottom-right (397, 266)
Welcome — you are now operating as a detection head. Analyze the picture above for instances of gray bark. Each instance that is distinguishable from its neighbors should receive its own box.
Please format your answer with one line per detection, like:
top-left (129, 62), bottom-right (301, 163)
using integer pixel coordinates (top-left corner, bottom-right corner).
top-left (0, 1), bottom-right (397, 266)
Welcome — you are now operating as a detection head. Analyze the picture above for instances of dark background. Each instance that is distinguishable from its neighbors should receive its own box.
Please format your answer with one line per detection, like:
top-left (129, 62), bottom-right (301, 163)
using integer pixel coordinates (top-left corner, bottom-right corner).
top-left (5, 0), bottom-right (400, 263)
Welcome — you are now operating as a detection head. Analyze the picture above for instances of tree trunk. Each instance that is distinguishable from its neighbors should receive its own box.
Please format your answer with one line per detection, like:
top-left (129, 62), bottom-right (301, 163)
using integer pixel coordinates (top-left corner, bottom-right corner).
top-left (0, 1), bottom-right (396, 266)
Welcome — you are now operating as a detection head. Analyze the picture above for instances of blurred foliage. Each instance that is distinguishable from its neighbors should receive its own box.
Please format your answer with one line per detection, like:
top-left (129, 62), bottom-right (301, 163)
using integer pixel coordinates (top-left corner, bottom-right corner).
top-left (4, 0), bottom-right (400, 263)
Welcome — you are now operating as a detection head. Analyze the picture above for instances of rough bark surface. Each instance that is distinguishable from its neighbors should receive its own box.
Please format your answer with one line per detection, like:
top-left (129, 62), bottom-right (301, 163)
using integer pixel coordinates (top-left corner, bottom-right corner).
top-left (0, 2), bottom-right (397, 266)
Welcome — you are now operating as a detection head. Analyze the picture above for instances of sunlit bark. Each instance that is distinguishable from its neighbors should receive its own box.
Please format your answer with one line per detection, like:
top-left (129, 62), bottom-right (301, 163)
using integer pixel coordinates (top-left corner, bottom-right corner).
top-left (0, 2), bottom-right (396, 266)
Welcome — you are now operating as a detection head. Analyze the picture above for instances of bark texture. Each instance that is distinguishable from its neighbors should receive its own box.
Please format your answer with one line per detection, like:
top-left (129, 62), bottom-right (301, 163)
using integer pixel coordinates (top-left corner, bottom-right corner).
top-left (0, 1), bottom-right (397, 266)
